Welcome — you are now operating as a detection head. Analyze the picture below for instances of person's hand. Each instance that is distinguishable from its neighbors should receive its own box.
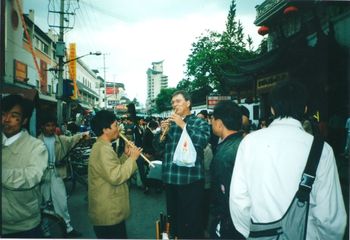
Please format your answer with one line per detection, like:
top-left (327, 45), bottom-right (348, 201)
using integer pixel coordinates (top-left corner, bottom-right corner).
top-left (124, 142), bottom-right (142, 161)
top-left (129, 145), bottom-right (142, 161)
top-left (169, 113), bottom-right (185, 129)
top-left (82, 131), bottom-right (90, 140)
top-left (160, 119), bottom-right (170, 133)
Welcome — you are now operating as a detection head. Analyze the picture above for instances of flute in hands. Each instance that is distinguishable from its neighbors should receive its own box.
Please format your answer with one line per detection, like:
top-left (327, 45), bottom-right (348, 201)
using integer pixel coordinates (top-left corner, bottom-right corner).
top-left (119, 132), bottom-right (155, 168)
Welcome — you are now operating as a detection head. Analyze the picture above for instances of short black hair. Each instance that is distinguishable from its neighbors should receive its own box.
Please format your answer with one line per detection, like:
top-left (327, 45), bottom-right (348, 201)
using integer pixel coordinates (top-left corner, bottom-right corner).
top-left (148, 120), bottom-right (158, 129)
top-left (213, 100), bottom-right (242, 131)
top-left (269, 80), bottom-right (307, 121)
top-left (2, 94), bottom-right (33, 120)
top-left (197, 110), bottom-right (208, 119)
top-left (90, 110), bottom-right (117, 136)
top-left (40, 114), bottom-right (57, 126)
top-left (240, 105), bottom-right (250, 118)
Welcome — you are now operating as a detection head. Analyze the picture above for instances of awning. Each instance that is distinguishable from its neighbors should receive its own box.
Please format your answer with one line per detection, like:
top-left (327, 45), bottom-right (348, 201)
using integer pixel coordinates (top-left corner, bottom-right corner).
top-left (78, 102), bottom-right (93, 110)
top-left (39, 93), bottom-right (57, 103)
top-left (2, 83), bottom-right (38, 101)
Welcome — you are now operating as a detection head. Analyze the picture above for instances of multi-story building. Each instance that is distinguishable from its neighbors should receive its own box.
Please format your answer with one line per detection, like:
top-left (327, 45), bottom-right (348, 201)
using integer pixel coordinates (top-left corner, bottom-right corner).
top-left (2, 1), bottom-right (101, 134)
top-left (73, 58), bottom-right (100, 110)
top-left (3, 4), bottom-right (59, 135)
top-left (146, 60), bottom-right (168, 112)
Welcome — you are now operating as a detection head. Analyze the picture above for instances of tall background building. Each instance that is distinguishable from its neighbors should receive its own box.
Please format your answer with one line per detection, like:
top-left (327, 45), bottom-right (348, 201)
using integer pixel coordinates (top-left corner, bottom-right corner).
top-left (146, 60), bottom-right (168, 112)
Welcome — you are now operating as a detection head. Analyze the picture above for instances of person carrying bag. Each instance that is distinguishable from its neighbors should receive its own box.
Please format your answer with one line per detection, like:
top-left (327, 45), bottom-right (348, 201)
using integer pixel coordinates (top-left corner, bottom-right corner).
top-left (172, 125), bottom-right (197, 167)
top-left (248, 137), bottom-right (324, 240)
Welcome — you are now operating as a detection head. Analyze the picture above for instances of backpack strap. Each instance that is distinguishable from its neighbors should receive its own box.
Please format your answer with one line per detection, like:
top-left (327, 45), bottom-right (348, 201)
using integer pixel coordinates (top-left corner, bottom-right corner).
top-left (297, 136), bottom-right (324, 202)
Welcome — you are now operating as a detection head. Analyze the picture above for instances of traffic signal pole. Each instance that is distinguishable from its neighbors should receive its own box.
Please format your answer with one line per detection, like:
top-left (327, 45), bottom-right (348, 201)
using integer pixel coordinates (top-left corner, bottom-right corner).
top-left (56, 0), bottom-right (65, 125)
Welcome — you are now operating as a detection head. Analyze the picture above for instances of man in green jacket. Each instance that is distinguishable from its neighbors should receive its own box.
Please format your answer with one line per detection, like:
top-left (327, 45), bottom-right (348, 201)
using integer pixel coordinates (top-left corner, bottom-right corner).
top-left (88, 110), bottom-right (142, 239)
top-left (210, 100), bottom-right (244, 239)
top-left (2, 94), bottom-right (48, 238)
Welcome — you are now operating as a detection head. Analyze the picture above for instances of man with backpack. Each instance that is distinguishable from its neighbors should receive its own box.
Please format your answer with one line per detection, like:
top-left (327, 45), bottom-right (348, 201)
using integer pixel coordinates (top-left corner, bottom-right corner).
top-left (229, 80), bottom-right (347, 239)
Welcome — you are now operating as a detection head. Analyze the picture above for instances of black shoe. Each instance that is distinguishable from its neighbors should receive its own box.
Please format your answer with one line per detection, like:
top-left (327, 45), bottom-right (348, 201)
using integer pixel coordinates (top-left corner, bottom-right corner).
top-left (66, 229), bottom-right (82, 238)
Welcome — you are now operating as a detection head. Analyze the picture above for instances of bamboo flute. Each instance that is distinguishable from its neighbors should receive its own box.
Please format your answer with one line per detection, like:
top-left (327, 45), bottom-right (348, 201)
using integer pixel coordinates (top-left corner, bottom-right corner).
top-left (119, 132), bottom-right (155, 168)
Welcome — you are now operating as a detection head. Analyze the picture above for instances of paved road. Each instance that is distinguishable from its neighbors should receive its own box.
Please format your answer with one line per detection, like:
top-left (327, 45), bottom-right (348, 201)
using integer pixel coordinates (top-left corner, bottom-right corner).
top-left (68, 180), bottom-right (166, 239)
top-left (67, 155), bottom-right (349, 239)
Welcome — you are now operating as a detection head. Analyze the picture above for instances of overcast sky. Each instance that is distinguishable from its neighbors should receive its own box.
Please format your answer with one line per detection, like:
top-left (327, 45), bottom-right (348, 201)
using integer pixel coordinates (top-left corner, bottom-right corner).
top-left (23, 0), bottom-right (264, 105)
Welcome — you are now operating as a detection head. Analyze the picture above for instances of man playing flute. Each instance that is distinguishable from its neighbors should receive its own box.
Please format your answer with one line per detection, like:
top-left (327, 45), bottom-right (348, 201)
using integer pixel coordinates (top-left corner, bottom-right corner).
top-left (88, 110), bottom-right (142, 239)
top-left (154, 90), bottom-right (210, 239)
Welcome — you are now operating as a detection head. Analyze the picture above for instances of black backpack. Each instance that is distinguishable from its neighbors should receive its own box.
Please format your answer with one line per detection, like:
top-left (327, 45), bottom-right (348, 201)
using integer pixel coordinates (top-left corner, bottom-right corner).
top-left (248, 137), bottom-right (324, 240)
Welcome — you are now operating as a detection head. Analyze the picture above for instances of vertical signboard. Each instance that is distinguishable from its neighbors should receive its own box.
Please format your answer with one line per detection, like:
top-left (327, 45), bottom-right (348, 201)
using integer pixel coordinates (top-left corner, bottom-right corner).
top-left (40, 60), bottom-right (47, 93)
top-left (69, 43), bottom-right (77, 99)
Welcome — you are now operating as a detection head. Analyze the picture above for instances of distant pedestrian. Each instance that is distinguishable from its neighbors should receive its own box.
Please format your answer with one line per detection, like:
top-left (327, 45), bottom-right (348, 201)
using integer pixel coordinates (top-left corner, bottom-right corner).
top-left (88, 110), bottom-right (142, 239)
top-left (240, 105), bottom-right (250, 137)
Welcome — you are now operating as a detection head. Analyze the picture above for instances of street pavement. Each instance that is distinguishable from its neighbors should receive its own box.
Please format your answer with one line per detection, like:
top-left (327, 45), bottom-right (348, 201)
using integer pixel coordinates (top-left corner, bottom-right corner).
top-left (68, 180), bottom-right (166, 239)
top-left (67, 155), bottom-right (349, 239)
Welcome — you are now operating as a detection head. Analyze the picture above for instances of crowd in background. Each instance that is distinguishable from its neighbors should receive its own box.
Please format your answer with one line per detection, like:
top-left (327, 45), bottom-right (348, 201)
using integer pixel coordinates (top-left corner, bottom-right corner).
top-left (2, 79), bottom-right (349, 239)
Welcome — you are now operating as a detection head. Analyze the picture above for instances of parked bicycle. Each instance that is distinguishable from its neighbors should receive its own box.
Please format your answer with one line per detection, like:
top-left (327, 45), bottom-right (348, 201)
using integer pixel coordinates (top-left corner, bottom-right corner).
top-left (63, 137), bottom-right (96, 196)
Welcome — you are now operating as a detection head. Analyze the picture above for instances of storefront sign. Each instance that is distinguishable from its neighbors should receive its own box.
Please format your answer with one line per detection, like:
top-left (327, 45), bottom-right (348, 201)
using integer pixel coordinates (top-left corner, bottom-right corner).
top-left (257, 72), bottom-right (288, 93)
top-left (207, 95), bottom-right (232, 109)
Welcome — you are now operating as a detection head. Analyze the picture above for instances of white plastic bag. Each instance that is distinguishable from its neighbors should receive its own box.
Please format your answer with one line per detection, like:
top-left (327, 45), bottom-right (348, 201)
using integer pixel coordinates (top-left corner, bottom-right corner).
top-left (172, 126), bottom-right (197, 167)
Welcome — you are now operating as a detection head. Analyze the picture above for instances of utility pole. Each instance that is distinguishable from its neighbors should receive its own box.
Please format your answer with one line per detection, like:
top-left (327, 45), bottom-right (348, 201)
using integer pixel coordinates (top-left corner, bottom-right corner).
top-left (49, 0), bottom-right (73, 125)
top-left (56, 0), bottom-right (65, 125)
top-left (103, 53), bottom-right (107, 109)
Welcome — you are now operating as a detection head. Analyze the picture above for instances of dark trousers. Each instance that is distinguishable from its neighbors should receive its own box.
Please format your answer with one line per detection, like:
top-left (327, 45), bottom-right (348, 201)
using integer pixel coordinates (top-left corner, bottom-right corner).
top-left (93, 221), bottom-right (127, 239)
top-left (2, 224), bottom-right (43, 238)
top-left (136, 157), bottom-right (148, 187)
top-left (166, 180), bottom-right (204, 239)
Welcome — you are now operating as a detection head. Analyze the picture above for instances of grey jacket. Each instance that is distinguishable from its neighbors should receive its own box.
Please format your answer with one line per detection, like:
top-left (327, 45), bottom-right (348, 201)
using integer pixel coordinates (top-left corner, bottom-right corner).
top-left (2, 130), bottom-right (48, 234)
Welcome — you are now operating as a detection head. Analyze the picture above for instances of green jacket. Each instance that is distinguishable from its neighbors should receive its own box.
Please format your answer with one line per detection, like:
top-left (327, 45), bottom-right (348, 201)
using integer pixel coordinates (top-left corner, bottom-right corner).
top-left (88, 138), bottom-right (137, 226)
top-left (2, 130), bottom-right (48, 234)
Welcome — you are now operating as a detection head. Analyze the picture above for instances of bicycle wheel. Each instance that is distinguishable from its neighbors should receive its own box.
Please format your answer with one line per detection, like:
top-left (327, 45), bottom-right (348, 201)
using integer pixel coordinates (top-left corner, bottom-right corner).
top-left (41, 212), bottom-right (67, 238)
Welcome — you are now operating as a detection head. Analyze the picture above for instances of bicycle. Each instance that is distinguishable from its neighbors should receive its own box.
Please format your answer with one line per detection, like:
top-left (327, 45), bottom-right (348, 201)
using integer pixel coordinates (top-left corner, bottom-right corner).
top-left (63, 137), bottom-right (96, 196)
top-left (40, 165), bottom-right (67, 238)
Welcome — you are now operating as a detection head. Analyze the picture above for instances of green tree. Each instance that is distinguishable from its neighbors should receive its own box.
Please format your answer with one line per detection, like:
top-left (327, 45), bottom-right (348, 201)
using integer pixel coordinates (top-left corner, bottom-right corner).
top-left (155, 88), bottom-right (176, 113)
top-left (184, 0), bottom-right (258, 97)
top-left (176, 79), bottom-right (192, 91)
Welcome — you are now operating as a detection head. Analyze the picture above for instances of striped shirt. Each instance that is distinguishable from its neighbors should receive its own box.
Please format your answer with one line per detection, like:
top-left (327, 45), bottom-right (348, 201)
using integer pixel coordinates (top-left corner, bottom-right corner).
top-left (157, 114), bottom-right (210, 185)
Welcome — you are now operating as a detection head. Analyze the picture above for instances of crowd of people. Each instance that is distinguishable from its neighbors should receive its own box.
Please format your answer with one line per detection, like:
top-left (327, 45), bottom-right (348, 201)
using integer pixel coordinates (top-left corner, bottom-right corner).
top-left (2, 78), bottom-right (348, 239)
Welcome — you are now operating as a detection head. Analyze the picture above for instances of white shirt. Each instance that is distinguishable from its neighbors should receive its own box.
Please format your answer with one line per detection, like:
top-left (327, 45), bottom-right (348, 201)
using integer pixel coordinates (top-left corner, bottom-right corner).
top-left (229, 118), bottom-right (347, 239)
top-left (43, 136), bottom-right (56, 166)
top-left (2, 131), bottom-right (23, 146)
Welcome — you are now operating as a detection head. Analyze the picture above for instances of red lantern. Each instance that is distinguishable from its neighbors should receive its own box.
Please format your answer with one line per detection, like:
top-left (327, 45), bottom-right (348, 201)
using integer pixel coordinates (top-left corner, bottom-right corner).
top-left (283, 6), bottom-right (298, 15)
top-left (258, 26), bottom-right (269, 36)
